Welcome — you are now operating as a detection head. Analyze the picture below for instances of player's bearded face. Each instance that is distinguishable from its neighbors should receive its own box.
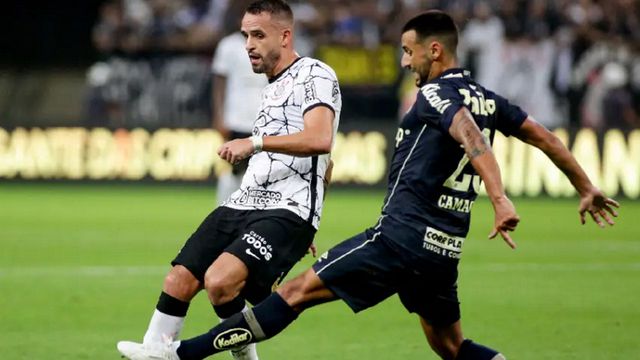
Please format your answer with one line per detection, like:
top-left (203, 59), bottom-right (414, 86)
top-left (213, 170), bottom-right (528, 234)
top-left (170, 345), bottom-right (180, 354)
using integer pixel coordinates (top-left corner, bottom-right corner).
top-left (411, 57), bottom-right (431, 86)
top-left (255, 48), bottom-right (281, 74)
top-left (241, 12), bottom-right (284, 74)
top-left (400, 30), bottom-right (431, 86)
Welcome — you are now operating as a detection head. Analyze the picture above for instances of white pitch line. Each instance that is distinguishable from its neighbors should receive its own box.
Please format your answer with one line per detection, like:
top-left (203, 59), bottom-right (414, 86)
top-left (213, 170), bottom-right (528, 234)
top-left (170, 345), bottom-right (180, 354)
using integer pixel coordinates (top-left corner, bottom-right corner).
top-left (0, 265), bottom-right (169, 277)
top-left (0, 262), bottom-right (639, 278)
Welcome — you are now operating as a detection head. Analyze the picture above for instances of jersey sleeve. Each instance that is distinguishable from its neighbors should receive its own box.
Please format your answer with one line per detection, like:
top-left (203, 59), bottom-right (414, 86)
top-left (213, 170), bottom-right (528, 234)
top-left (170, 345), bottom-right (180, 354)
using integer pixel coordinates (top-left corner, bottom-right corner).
top-left (211, 36), bottom-right (232, 76)
top-left (490, 92), bottom-right (528, 136)
top-left (295, 62), bottom-right (341, 116)
top-left (415, 82), bottom-right (465, 132)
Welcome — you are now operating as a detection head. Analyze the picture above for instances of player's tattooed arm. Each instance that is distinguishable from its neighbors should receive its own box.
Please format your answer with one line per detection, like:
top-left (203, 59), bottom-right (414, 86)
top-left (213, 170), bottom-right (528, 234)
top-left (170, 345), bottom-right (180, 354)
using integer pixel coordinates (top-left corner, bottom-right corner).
top-left (449, 110), bottom-right (490, 160)
top-left (448, 107), bottom-right (494, 164)
top-left (514, 117), bottom-right (619, 227)
top-left (449, 107), bottom-right (520, 248)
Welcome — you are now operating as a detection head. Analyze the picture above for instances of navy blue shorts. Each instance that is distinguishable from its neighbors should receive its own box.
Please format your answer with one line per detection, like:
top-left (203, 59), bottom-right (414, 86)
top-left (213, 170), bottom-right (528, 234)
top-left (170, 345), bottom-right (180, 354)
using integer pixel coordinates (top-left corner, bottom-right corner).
top-left (312, 226), bottom-right (460, 326)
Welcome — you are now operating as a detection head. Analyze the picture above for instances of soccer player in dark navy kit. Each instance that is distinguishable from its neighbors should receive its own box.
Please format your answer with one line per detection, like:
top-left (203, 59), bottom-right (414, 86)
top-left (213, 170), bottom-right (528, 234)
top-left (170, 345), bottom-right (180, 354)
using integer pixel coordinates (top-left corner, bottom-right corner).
top-left (139, 10), bottom-right (620, 360)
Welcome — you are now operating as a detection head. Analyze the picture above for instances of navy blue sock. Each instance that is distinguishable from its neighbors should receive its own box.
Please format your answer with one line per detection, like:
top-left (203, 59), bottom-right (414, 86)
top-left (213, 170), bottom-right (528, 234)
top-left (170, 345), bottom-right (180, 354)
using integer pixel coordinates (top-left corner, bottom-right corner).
top-left (212, 296), bottom-right (245, 319)
top-left (177, 293), bottom-right (298, 360)
top-left (455, 339), bottom-right (502, 360)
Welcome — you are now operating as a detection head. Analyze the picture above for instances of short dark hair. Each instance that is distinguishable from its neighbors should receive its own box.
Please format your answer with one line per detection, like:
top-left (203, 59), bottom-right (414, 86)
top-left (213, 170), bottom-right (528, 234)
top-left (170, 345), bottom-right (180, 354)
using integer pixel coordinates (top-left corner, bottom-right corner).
top-left (402, 10), bottom-right (458, 51)
top-left (246, 0), bottom-right (293, 23)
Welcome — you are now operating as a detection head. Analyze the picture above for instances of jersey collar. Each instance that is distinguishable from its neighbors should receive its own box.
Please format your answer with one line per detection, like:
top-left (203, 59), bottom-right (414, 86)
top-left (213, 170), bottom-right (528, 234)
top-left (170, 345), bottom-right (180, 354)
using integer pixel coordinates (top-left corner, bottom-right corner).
top-left (268, 56), bottom-right (305, 83)
top-left (437, 68), bottom-right (471, 80)
top-left (417, 68), bottom-right (471, 87)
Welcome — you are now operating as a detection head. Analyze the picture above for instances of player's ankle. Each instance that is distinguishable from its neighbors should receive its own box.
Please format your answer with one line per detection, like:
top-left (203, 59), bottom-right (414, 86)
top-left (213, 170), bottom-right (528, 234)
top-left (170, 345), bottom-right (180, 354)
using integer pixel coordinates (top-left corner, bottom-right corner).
top-left (455, 339), bottom-right (502, 360)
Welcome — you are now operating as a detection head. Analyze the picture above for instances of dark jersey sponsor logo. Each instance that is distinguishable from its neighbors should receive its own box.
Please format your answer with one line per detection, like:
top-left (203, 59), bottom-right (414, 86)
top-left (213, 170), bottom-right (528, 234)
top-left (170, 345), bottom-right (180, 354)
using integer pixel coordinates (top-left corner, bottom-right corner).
top-left (423, 227), bottom-right (465, 260)
top-left (420, 84), bottom-right (451, 114)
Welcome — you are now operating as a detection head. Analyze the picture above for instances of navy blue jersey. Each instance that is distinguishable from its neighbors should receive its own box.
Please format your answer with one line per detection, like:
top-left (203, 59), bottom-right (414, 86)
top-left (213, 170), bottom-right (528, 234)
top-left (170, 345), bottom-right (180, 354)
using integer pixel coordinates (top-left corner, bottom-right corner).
top-left (380, 68), bottom-right (527, 238)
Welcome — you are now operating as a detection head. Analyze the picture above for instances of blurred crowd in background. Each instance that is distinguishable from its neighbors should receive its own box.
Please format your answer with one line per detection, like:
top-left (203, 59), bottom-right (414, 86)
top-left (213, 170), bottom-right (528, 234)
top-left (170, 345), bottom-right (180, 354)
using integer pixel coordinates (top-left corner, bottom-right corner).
top-left (4, 0), bottom-right (640, 132)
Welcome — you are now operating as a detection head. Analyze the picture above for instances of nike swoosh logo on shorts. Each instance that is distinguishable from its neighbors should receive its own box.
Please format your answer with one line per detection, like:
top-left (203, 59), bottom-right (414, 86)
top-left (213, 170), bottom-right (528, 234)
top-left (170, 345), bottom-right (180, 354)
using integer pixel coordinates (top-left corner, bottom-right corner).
top-left (245, 248), bottom-right (261, 260)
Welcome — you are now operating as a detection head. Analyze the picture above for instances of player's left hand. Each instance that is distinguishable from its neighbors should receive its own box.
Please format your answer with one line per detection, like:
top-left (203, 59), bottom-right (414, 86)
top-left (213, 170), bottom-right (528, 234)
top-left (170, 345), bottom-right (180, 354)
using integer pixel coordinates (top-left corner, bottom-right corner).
top-left (488, 195), bottom-right (520, 249)
top-left (578, 186), bottom-right (619, 227)
top-left (217, 138), bottom-right (254, 164)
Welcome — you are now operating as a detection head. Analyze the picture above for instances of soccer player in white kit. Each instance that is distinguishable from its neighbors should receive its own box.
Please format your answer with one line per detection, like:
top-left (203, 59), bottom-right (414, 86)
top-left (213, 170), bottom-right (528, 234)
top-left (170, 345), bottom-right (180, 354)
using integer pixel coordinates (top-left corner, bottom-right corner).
top-left (117, 1), bottom-right (341, 360)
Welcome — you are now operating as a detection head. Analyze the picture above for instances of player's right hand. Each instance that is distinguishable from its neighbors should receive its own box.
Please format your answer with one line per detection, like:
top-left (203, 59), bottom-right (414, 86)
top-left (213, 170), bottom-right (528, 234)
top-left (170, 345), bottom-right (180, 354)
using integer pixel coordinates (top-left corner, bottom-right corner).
top-left (488, 195), bottom-right (520, 249)
top-left (217, 138), bottom-right (254, 164)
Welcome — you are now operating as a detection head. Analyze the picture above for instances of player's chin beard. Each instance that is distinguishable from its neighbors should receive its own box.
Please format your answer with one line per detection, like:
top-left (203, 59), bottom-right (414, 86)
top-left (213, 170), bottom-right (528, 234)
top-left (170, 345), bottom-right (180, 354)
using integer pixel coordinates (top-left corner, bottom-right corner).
top-left (258, 50), bottom-right (281, 76)
top-left (251, 56), bottom-right (266, 74)
top-left (414, 64), bottom-right (430, 87)
top-left (413, 71), bottom-right (427, 87)
top-left (413, 72), bottom-right (422, 87)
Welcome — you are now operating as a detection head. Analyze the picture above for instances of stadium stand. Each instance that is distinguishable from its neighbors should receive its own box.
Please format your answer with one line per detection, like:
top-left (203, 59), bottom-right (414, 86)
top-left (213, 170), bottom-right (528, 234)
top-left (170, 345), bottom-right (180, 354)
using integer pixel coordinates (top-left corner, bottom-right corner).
top-left (0, 0), bottom-right (637, 131)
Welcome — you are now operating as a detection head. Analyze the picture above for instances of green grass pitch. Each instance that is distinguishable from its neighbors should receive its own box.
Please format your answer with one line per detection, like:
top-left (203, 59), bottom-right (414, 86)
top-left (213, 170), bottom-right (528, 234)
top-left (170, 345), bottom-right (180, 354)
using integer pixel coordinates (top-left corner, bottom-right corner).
top-left (0, 183), bottom-right (638, 359)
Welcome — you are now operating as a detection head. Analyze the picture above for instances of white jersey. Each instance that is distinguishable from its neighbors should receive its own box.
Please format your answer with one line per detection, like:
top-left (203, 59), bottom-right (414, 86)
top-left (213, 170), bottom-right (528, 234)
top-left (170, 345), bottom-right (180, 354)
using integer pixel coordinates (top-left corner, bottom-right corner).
top-left (223, 57), bottom-right (342, 229)
top-left (211, 32), bottom-right (268, 133)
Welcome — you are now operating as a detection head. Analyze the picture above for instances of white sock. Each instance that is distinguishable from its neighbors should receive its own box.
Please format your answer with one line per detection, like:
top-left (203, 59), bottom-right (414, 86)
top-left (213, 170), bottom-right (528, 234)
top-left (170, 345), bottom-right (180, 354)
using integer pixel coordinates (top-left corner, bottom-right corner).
top-left (217, 172), bottom-right (241, 205)
top-left (143, 309), bottom-right (186, 344)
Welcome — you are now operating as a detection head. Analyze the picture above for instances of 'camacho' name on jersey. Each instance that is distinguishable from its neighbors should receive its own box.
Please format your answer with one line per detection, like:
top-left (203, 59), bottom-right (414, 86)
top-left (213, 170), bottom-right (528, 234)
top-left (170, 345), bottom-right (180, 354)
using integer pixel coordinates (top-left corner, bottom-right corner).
top-left (381, 69), bottom-right (527, 244)
top-left (224, 57), bottom-right (342, 229)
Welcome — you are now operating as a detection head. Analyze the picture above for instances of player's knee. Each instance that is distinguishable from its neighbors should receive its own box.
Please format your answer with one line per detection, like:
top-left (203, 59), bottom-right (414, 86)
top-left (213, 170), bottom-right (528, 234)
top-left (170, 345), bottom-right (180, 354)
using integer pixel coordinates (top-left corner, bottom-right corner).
top-left (203, 272), bottom-right (227, 303)
top-left (204, 270), bottom-right (242, 305)
top-left (163, 265), bottom-right (201, 300)
top-left (204, 253), bottom-right (249, 304)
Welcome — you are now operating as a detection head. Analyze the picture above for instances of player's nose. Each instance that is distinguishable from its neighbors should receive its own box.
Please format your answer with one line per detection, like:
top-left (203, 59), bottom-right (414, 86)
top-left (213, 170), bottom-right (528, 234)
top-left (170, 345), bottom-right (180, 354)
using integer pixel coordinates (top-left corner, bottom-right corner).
top-left (245, 38), bottom-right (255, 52)
top-left (400, 53), bottom-right (410, 69)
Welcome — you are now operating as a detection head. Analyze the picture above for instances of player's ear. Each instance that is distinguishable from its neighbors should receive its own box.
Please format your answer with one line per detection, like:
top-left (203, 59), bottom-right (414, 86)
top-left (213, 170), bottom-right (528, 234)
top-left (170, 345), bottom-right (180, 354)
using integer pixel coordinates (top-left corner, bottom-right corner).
top-left (429, 41), bottom-right (442, 60)
top-left (281, 28), bottom-right (292, 48)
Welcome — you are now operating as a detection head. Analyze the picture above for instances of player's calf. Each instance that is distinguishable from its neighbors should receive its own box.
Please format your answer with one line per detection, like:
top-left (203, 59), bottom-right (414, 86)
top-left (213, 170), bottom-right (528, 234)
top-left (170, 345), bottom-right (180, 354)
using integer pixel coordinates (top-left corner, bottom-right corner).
top-left (176, 293), bottom-right (298, 360)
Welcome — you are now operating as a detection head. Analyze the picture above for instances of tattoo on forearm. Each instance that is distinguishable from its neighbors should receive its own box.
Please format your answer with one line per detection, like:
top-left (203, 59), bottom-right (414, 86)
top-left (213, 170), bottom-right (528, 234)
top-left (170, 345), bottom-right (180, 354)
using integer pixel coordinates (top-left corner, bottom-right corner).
top-left (459, 119), bottom-right (488, 159)
top-left (469, 146), bottom-right (485, 159)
